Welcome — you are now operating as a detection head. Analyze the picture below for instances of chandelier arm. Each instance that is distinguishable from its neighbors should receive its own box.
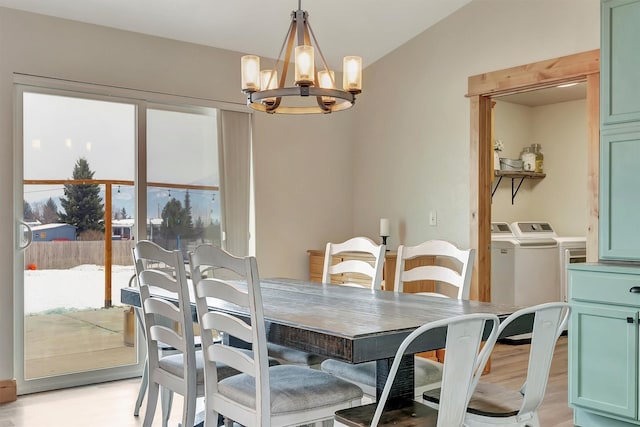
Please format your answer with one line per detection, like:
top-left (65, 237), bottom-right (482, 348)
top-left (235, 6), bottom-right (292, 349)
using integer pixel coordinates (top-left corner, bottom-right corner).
top-left (266, 97), bottom-right (282, 113)
top-left (315, 97), bottom-right (331, 113)
top-left (268, 18), bottom-right (296, 91)
top-left (280, 19), bottom-right (297, 89)
top-left (307, 21), bottom-right (332, 77)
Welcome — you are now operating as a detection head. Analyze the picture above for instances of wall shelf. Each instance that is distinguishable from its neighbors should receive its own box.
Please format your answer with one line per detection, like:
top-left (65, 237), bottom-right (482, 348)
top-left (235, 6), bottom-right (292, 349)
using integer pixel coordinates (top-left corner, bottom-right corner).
top-left (491, 170), bottom-right (546, 204)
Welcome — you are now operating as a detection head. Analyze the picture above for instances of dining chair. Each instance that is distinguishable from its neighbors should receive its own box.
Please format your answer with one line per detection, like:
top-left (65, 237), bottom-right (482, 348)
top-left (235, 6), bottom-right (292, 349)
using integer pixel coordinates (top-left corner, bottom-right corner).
top-left (322, 240), bottom-right (474, 400)
top-left (132, 240), bottom-right (202, 427)
top-left (322, 236), bottom-right (386, 289)
top-left (334, 312), bottom-right (501, 427)
top-left (394, 239), bottom-right (475, 299)
top-left (188, 244), bottom-right (363, 427)
top-left (269, 236), bottom-right (386, 368)
top-left (423, 302), bottom-right (570, 427)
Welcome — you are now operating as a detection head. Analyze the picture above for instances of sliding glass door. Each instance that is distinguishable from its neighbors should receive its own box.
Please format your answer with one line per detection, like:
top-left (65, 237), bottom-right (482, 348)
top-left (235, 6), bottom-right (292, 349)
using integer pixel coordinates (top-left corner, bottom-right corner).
top-left (14, 85), bottom-right (224, 394)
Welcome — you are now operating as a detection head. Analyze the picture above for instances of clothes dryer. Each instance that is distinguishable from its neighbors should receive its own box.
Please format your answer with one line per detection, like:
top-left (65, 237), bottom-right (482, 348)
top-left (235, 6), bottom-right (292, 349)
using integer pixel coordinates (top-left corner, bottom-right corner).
top-left (554, 236), bottom-right (586, 302)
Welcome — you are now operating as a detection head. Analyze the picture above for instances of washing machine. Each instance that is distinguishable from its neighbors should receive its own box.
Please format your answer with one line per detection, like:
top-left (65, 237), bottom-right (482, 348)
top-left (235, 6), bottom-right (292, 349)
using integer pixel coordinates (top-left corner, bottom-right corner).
top-left (491, 221), bottom-right (560, 307)
top-left (554, 236), bottom-right (586, 302)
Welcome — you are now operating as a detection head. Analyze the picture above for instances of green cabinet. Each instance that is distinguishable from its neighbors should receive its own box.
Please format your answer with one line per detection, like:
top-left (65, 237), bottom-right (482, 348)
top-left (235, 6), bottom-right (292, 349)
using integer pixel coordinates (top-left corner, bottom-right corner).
top-left (568, 2), bottom-right (640, 426)
top-left (601, 0), bottom-right (640, 125)
top-left (569, 264), bottom-right (640, 426)
top-left (599, 0), bottom-right (640, 261)
top-left (599, 125), bottom-right (640, 260)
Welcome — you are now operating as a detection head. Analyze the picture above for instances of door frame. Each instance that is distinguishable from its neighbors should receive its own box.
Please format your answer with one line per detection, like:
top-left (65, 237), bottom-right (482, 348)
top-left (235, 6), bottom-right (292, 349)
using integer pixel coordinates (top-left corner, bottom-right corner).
top-left (467, 49), bottom-right (600, 301)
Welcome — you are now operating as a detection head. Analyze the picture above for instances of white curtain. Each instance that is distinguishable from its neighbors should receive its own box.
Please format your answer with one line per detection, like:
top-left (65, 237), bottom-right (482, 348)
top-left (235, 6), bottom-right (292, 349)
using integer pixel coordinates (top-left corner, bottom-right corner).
top-left (219, 110), bottom-right (251, 256)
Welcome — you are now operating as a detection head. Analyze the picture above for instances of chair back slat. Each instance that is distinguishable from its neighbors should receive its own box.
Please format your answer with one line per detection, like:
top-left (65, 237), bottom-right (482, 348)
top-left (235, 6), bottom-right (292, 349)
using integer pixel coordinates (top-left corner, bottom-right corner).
top-left (148, 325), bottom-right (184, 352)
top-left (209, 344), bottom-right (255, 375)
top-left (139, 269), bottom-right (181, 293)
top-left (143, 297), bottom-right (182, 323)
top-left (400, 265), bottom-right (462, 287)
top-left (195, 278), bottom-right (250, 309)
top-left (202, 311), bottom-right (253, 346)
top-left (329, 259), bottom-right (377, 278)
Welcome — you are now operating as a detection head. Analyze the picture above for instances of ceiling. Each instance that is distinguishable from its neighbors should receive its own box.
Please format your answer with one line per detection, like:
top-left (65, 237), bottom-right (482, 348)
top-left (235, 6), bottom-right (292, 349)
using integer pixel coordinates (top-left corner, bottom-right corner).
top-left (0, 0), bottom-right (471, 69)
top-left (496, 82), bottom-right (587, 107)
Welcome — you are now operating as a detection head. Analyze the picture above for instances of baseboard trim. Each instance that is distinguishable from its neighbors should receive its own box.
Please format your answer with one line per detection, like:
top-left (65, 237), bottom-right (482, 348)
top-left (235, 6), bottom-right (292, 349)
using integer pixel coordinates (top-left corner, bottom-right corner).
top-left (0, 379), bottom-right (17, 403)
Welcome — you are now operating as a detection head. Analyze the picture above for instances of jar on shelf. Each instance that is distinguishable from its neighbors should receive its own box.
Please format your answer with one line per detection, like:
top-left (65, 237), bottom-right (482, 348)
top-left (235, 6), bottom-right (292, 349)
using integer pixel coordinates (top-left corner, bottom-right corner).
top-left (530, 143), bottom-right (544, 173)
top-left (520, 147), bottom-right (536, 172)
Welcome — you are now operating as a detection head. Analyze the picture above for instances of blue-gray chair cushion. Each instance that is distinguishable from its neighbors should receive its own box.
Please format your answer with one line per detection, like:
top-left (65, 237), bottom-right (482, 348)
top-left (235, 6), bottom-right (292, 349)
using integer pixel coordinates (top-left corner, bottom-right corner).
top-left (218, 365), bottom-right (363, 414)
top-left (267, 343), bottom-right (326, 366)
top-left (321, 357), bottom-right (443, 390)
top-left (159, 349), bottom-right (280, 384)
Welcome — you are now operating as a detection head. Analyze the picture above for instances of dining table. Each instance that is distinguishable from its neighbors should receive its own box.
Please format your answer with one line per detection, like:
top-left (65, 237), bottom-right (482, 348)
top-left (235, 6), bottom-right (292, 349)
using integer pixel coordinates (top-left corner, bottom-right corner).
top-left (120, 277), bottom-right (531, 403)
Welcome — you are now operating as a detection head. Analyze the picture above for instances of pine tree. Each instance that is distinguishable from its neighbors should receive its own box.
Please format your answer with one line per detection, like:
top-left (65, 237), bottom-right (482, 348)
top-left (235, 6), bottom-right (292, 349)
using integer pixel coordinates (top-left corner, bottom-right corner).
top-left (183, 190), bottom-right (194, 237)
top-left (160, 198), bottom-right (187, 241)
top-left (59, 158), bottom-right (105, 233)
top-left (23, 200), bottom-right (36, 221)
top-left (42, 197), bottom-right (59, 224)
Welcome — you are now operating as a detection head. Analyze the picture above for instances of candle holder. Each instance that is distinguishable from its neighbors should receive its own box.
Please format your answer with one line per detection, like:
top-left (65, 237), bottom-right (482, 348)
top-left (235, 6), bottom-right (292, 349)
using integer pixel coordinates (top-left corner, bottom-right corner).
top-left (380, 235), bottom-right (389, 251)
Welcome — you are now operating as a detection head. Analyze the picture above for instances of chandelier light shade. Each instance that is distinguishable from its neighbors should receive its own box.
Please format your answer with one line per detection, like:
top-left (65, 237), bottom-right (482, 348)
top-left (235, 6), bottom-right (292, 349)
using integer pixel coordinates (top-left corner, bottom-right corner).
top-left (240, 1), bottom-right (362, 114)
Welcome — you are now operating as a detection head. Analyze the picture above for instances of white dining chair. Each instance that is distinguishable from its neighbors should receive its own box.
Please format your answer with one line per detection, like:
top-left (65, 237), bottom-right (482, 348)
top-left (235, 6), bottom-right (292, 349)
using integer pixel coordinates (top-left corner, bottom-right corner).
top-left (322, 236), bottom-right (386, 289)
top-left (188, 244), bottom-right (363, 427)
top-left (423, 302), bottom-right (570, 427)
top-left (322, 240), bottom-right (474, 400)
top-left (394, 239), bottom-right (475, 299)
top-left (334, 312), bottom-right (501, 427)
top-left (132, 240), bottom-right (202, 427)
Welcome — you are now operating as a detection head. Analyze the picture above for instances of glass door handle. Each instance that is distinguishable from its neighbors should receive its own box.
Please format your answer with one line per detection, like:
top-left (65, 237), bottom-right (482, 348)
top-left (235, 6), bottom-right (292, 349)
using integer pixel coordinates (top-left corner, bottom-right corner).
top-left (17, 220), bottom-right (33, 251)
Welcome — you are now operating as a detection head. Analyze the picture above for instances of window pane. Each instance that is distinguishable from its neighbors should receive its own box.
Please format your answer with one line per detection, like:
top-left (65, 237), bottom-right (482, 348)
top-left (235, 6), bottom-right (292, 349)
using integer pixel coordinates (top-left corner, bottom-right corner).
top-left (24, 93), bottom-right (134, 181)
top-left (147, 108), bottom-right (221, 252)
top-left (22, 92), bottom-right (136, 380)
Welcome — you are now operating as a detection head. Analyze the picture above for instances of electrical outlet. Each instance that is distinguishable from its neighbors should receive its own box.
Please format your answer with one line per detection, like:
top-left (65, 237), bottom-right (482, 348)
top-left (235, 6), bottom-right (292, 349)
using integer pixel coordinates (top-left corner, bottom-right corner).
top-left (429, 211), bottom-right (437, 226)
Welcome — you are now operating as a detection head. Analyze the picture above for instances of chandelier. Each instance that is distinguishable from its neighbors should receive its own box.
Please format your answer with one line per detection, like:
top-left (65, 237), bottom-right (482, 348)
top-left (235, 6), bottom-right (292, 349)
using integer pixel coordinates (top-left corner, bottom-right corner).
top-left (240, 1), bottom-right (362, 115)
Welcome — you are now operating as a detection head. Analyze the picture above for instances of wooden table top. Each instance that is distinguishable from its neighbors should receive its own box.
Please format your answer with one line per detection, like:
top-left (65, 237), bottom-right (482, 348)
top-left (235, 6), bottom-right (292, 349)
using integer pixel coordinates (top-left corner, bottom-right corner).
top-left (121, 277), bottom-right (530, 364)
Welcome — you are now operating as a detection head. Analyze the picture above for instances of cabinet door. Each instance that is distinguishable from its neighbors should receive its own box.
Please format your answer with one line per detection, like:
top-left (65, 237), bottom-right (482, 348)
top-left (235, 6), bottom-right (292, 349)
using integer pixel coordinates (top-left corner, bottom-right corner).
top-left (601, 0), bottom-right (640, 125)
top-left (599, 127), bottom-right (640, 260)
top-left (569, 302), bottom-right (638, 418)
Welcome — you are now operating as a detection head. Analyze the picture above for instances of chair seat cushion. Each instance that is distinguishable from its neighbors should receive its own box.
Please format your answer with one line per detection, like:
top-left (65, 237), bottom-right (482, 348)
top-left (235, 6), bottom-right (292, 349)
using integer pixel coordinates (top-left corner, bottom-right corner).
top-left (321, 356), bottom-right (443, 388)
top-left (267, 343), bottom-right (326, 366)
top-left (423, 381), bottom-right (522, 417)
top-left (159, 349), bottom-right (280, 384)
top-left (218, 365), bottom-right (363, 414)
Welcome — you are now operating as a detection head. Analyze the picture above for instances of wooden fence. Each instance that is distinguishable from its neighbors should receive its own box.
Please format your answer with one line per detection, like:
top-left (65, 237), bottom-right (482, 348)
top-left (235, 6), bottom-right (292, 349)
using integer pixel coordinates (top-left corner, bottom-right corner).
top-left (24, 241), bottom-right (135, 270)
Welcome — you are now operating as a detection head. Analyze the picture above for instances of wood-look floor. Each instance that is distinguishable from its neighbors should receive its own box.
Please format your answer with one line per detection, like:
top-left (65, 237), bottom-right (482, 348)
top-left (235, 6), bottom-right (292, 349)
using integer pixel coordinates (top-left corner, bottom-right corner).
top-left (0, 337), bottom-right (572, 427)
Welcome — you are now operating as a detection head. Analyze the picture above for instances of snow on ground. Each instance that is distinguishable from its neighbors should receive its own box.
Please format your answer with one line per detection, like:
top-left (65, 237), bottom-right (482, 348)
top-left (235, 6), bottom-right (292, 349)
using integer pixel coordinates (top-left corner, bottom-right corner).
top-left (24, 265), bottom-right (136, 315)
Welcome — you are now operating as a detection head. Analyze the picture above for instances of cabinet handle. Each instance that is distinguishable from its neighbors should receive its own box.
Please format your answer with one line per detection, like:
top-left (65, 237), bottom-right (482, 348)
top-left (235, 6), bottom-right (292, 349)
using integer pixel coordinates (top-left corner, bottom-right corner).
top-left (630, 287), bottom-right (640, 293)
top-left (628, 317), bottom-right (635, 324)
